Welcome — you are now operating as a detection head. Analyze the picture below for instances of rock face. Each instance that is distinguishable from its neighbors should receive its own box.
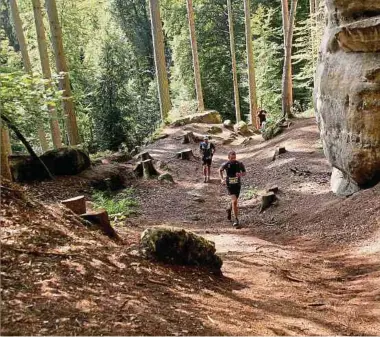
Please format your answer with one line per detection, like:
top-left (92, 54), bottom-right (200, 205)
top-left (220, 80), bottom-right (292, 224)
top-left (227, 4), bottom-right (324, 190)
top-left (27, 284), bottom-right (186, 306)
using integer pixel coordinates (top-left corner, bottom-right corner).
top-left (314, 0), bottom-right (380, 195)
top-left (171, 110), bottom-right (222, 126)
top-left (140, 227), bottom-right (222, 270)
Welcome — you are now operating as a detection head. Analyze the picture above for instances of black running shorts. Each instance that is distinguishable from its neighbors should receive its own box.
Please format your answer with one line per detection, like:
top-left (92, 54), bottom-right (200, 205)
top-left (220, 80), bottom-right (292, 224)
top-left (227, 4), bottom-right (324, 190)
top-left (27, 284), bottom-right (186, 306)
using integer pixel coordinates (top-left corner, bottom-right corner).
top-left (202, 158), bottom-right (212, 166)
top-left (227, 184), bottom-right (241, 198)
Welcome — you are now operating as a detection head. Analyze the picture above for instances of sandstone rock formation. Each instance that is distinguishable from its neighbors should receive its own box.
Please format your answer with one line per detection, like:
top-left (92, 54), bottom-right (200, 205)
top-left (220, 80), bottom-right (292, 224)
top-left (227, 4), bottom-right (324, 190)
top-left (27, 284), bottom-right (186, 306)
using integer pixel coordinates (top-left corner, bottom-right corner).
top-left (314, 0), bottom-right (380, 196)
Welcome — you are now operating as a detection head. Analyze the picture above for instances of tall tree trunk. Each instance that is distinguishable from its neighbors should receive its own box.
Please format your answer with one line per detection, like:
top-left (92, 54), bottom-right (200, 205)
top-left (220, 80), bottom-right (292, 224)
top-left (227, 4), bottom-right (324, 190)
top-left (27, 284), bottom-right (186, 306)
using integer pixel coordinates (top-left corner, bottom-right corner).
top-left (186, 0), bottom-right (204, 113)
top-left (3, 127), bottom-right (12, 155)
top-left (9, 0), bottom-right (49, 152)
top-left (32, 0), bottom-right (62, 149)
top-left (45, 0), bottom-right (80, 145)
top-left (1, 126), bottom-right (12, 181)
top-left (227, 0), bottom-right (241, 123)
top-left (281, 0), bottom-right (294, 114)
top-left (281, 0), bottom-right (298, 118)
top-left (243, 0), bottom-right (258, 126)
top-left (148, 0), bottom-right (172, 120)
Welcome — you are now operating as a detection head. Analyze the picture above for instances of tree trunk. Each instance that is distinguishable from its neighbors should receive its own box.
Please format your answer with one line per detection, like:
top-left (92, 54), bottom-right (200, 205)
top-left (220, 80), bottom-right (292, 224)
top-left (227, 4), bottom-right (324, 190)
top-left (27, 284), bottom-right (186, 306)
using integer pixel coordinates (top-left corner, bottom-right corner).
top-left (186, 0), bottom-right (204, 113)
top-left (227, 0), bottom-right (241, 123)
top-left (281, 0), bottom-right (294, 115)
top-left (45, 0), bottom-right (80, 146)
top-left (3, 127), bottom-right (12, 155)
top-left (9, 0), bottom-right (49, 152)
top-left (32, 0), bottom-right (62, 149)
top-left (1, 126), bottom-right (12, 181)
top-left (243, 0), bottom-right (258, 126)
top-left (148, 0), bottom-right (172, 120)
top-left (281, 0), bottom-right (298, 118)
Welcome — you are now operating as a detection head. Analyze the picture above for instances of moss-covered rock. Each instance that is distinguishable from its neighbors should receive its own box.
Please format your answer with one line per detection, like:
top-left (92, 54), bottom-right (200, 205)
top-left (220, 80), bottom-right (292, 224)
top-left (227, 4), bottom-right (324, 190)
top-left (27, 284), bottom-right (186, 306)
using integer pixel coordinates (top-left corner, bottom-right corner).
top-left (9, 148), bottom-right (91, 182)
top-left (171, 110), bottom-right (222, 126)
top-left (140, 227), bottom-right (222, 270)
top-left (158, 173), bottom-right (174, 183)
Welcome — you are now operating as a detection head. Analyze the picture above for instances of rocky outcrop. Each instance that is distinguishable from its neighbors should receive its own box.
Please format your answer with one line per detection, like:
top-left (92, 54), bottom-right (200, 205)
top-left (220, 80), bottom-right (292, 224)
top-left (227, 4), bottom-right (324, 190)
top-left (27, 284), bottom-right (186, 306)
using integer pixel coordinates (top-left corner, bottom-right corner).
top-left (314, 0), bottom-right (380, 196)
top-left (10, 148), bottom-right (91, 182)
top-left (171, 110), bottom-right (222, 126)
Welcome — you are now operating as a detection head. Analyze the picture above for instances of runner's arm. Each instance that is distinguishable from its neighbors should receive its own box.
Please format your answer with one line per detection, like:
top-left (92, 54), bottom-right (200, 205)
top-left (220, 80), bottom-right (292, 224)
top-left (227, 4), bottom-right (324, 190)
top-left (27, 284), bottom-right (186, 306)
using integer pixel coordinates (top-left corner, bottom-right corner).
top-left (236, 162), bottom-right (246, 178)
top-left (219, 163), bottom-right (226, 183)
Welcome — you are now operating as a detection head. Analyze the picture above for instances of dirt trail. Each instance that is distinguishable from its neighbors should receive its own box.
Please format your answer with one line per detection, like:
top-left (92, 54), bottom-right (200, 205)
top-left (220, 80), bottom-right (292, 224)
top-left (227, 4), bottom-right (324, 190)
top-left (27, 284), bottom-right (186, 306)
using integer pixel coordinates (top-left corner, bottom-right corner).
top-left (2, 118), bottom-right (379, 336)
top-left (123, 118), bottom-right (380, 335)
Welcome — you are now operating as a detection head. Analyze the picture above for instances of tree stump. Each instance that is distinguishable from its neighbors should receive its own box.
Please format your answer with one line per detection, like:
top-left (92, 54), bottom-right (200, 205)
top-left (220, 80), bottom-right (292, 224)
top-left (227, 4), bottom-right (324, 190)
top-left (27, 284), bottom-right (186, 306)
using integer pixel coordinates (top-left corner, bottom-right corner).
top-left (272, 146), bottom-right (287, 161)
top-left (133, 162), bottom-right (143, 177)
top-left (176, 149), bottom-right (194, 160)
top-left (61, 196), bottom-right (86, 215)
top-left (259, 192), bottom-right (277, 213)
top-left (142, 159), bottom-right (159, 179)
top-left (267, 185), bottom-right (279, 194)
top-left (182, 132), bottom-right (196, 144)
top-left (138, 151), bottom-right (153, 161)
top-left (80, 209), bottom-right (117, 238)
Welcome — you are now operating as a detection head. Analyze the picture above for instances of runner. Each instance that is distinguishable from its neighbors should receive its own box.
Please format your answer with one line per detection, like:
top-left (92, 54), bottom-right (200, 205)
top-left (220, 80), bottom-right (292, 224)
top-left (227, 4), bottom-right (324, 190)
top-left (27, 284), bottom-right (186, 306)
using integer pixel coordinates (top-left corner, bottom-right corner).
top-left (219, 150), bottom-right (246, 228)
top-left (199, 136), bottom-right (215, 183)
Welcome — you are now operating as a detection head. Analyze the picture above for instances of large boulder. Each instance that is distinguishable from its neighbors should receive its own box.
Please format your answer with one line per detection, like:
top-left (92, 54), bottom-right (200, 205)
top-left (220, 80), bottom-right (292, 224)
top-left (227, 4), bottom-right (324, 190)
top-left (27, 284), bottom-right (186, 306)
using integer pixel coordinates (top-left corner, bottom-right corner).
top-left (9, 148), bottom-right (91, 182)
top-left (40, 148), bottom-right (91, 175)
top-left (208, 126), bottom-right (223, 134)
top-left (314, 0), bottom-right (380, 195)
top-left (171, 110), bottom-right (222, 126)
top-left (234, 121), bottom-right (251, 136)
top-left (140, 227), bottom-right (222, 271)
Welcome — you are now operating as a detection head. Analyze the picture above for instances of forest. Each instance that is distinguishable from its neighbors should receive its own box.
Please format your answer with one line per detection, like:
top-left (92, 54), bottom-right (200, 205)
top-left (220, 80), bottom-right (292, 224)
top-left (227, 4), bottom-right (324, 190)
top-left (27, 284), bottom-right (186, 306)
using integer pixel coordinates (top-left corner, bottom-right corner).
top-left (1, 0), bottom-right (380, 335)
top-left (1, 0), bottom-right (323, 156)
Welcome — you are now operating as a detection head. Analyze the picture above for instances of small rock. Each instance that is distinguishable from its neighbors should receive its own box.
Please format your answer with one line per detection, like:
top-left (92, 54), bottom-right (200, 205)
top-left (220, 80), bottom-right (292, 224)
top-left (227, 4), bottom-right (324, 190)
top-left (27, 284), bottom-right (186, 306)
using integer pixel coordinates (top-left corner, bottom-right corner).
top-left (223, 120), bottom-right (233, 129)
top-left (193, 196), bottom-right (205, 203)
top-left (158, 173), bottom-right (174, 183)
top-left (208, 126), bottom-right (223, 134)
top-left (234, 121), bottom-right (250, 136)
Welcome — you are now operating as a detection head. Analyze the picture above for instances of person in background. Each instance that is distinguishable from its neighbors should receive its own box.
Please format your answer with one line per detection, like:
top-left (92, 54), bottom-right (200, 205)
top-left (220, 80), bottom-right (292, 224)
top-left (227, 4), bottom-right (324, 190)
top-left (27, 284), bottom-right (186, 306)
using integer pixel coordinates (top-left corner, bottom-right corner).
top-left (199, 135), bottom-right (215, 183)
top-left (257, 108), bottom-right (267, 130)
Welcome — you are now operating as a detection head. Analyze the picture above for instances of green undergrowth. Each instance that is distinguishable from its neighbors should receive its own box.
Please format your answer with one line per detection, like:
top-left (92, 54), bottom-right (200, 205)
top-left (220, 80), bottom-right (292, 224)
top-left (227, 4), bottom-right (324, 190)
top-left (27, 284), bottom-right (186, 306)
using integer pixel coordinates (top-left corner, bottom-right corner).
top-left (92, 188), bottom-right (139, 223)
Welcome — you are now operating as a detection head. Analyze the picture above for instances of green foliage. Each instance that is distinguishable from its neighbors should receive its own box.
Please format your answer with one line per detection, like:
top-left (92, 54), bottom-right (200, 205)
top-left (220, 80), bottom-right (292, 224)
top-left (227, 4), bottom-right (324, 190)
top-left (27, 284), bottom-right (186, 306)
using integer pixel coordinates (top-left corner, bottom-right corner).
top-left (251, 5), bottom-right (282, 118)
top-left (242, 186), bottom-right (258, 200)
top-left (92, 188), bottom-right (139, 222)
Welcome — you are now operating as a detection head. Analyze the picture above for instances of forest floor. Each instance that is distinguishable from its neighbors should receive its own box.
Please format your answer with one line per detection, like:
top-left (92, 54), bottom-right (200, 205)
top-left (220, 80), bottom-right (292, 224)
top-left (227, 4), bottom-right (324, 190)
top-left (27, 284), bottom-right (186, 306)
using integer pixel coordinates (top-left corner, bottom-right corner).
top-left (1, 118), bottom-right (380, 335)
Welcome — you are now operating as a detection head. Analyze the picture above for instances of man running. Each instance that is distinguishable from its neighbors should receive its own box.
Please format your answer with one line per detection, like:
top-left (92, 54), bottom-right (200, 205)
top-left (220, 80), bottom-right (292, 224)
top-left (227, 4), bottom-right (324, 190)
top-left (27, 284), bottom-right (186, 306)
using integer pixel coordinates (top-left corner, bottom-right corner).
top-left (219, 151), bottom-right (246, 228)
top-left (199, 136), bottom-right (215, 183)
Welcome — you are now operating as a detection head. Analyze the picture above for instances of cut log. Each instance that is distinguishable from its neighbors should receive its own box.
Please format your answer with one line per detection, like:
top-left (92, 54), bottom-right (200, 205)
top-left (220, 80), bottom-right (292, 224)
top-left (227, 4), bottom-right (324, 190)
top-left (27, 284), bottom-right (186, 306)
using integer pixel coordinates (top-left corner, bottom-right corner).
top-left (80, 209), bottom-right (117, 238)
top-left (61, 195), bottom-right (86, 215)
top-left (259, 192), bottom-right (277, 213)
top-left (176, 149), bottom-right (194, 160)
top-left (142, 159), bottom-right (159, 179)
